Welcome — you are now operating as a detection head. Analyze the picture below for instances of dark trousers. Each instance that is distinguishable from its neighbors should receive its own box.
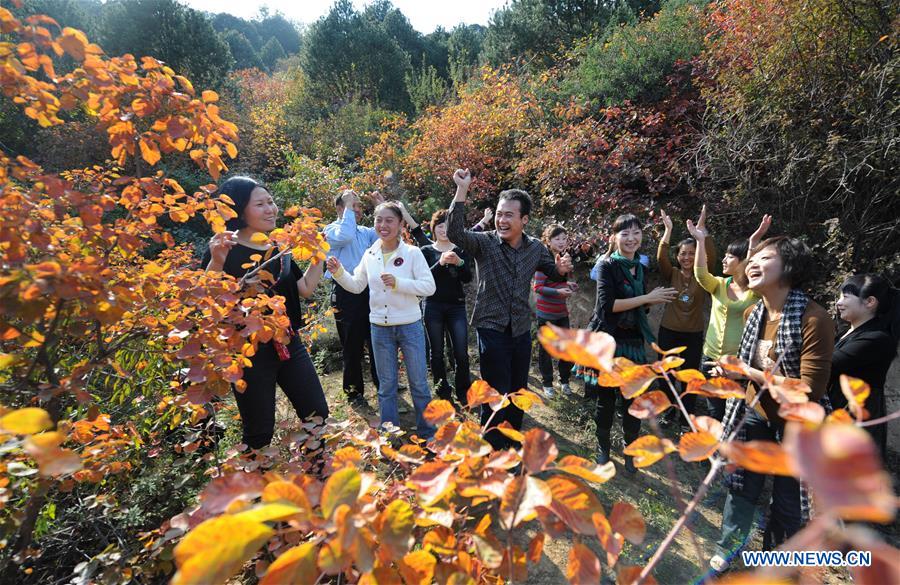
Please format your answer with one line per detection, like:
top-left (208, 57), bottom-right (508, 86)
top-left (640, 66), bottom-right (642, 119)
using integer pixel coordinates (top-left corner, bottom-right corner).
top-left (235, 338), bottom-right (329, 449)
top-left (536, 315), bottom-right (573, 386)
top-left (333, 284), bottom-right (378, 396)
top-left (701, 354), bottom-right (727, 420)
top-left (592, 385), bottom-right (641, 453)
top-left (424, 300), bottom-right (471, 404)
top-left (716, 410), bottom-right (803, 556)
top-left (657, 326), bottom-right (704, 421)
top-left (477, 326), bottom-right (532, 450)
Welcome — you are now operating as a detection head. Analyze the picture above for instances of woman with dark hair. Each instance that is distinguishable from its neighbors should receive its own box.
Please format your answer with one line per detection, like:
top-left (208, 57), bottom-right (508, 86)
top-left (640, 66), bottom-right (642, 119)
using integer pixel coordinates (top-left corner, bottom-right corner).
top-left (581, 214), bottom-right (677, 471)
top-left (657, 208), bottom-right (717, 427)
top-left (686, 212), bottom-right (772, 420)
top-left (419, 209), bottom-right (473, 405)
top-left (203, 176), bottom-right (329, 449)
top-left (535, 224), bottom-right (575, 397)
top-left (828, 273), bottom-right (898, 456)
top-left (327, 201), bottom-right (437, 439)
top-left (709, 236), bottom-right (835, 571)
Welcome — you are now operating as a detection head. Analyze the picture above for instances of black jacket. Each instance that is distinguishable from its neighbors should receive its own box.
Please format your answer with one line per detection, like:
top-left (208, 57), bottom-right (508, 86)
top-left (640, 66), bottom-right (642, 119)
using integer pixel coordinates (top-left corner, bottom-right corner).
top-left (827, 318), bottom-right (895, 414)
top-left (588, 258), bottom-right (646, 340)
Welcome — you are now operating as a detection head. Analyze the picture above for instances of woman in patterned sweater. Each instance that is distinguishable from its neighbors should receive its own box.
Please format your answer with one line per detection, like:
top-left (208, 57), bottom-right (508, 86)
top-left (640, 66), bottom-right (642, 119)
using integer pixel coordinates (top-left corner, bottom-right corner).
top-left (533, 224), bottom-right (575, 397)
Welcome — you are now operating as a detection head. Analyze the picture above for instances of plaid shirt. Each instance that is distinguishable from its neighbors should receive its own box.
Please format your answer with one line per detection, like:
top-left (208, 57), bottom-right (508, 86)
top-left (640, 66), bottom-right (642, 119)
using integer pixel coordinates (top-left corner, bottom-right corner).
top-left (447, 201), bottom-right (564, 337)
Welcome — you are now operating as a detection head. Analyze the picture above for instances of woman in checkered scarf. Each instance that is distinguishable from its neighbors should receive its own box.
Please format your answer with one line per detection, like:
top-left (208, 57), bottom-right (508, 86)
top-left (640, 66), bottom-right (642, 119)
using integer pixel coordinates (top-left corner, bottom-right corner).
top-left (708, 236), bottom-right (835, 572)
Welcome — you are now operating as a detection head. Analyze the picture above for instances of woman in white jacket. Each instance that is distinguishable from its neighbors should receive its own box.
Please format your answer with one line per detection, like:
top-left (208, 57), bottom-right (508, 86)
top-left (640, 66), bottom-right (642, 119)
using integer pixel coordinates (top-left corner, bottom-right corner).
top-left (327, 201), bottom-right (437, 439)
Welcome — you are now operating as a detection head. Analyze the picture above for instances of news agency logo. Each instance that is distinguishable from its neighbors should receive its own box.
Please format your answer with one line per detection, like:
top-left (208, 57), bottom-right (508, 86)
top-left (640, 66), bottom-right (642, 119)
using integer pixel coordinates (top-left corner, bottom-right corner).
top-left (742, 550), bottom-right (872, 567)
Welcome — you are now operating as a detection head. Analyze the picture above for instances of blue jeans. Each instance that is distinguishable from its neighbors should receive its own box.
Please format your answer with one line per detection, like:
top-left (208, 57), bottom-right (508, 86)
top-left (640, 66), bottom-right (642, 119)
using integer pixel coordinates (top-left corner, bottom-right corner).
top-left (423, 300), bottom-right (471, 403)
top-left (370, 320), bottom-right (435, 439)
top-left (477, 326), bottom-right (532, 450)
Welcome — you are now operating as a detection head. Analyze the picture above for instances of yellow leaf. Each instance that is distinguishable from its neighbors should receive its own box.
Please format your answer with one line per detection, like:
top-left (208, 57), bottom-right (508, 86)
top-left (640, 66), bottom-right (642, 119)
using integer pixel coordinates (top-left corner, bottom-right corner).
top-left (259, 542), bottom-right (317, 585)
top-left (250, 232), bottom-right (269, 245)
top-left (1, 407), bottom-right (53, 434)
top-left (232, 503), bottom-right (304, 524)
top-left (321, 467), bottom-right (361, 519)
top-left (173, 515), bottom-right (273, 585)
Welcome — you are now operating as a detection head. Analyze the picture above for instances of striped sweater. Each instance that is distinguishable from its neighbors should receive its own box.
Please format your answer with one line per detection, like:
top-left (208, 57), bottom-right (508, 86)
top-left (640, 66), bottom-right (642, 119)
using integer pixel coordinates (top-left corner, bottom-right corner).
top-left (533, 271), bottom-right (569, 320)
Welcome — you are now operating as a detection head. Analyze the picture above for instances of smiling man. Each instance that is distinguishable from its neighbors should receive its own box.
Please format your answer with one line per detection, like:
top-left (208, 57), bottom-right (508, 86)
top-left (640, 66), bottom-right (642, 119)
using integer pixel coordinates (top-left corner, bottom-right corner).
top-left (446, 169), bottom-right (573, 449)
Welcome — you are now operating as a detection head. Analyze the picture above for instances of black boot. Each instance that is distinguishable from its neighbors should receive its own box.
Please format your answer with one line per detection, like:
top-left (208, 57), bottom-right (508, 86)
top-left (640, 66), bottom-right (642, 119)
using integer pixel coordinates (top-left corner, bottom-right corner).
top-left (596, 432), bottom-right (611, 465)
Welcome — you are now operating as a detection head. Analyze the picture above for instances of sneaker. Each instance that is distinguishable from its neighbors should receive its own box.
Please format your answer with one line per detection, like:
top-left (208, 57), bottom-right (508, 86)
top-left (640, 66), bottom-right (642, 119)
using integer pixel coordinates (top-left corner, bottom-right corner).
top-left (561, 383), bottom-right (573, 396)
top-left (709, 554), bottom-right (728, 572)
top-left (543, 385), bottom-right (555, 398)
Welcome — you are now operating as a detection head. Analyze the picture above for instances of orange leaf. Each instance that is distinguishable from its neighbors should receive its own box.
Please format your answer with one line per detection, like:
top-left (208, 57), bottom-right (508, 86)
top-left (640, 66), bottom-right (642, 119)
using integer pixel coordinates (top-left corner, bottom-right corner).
top-left (617, 566), bottom-right (658, 585)
top-left (543, 475), bottom-right (605, 535)
top-left (554, 455), bottom-right (616, 484)
top-left (777, 402), bottom-right (825, 423)
top-left (651, 342), bottom-right (686, 356)
top-left (678, 430), bottom-right (719, 462)
top-left (424, 399), bottom-right (455, 426)
top-left (202, 90), bottom-right (219, 103)
top-left (673, 368), bottom-right (706, 383)
top-left (839, 375), bottom-right (870, 420)
top-left (522, 428), bottom-right (557, 473)
top-left (407, 460), bottom-right (455, 505)
top-left (538, 325), bottom-right (616, 372)
top-left (139, 137), bottom-right (161, 166)
top-left (609, 502), bottom-right (645, 545)
top-left (527, 533), bottom-right (544, 563)
top-left (262, 481), bottom-right (311, 509)
top-left (495, 421), bottom-right (524, 444)
top-left (768, 376), bottom-right (811, 404)
top-left (566, 543), bottom-right (601, 584)
top-left (510, 389), bottom-right (543, 411)
top-left (623, 435), bottom-right (677, 468)
top-left (592, 511), bottom-right (623, 566)
top-left (684, 377), bottom-right (746, 399)
top-left (259, 542), bottom-right (316, 585)
top-left (57, 27), bottom-right (88, 61)
top-left (785, 423), bottom-right (895, 522)
top-left (618, 365), bottom-right (657, 399)
top-left (398, 550), bottom-right (436, 585)
top-left (719, 440), bottom-right (795, 476)
top-left (466, 380), bottom-right (505, 410)
top-left (717, 355), bottom-right (750, 376)
top-left (499, 475), bottom-right (552, 530)
top-left (628, 391), bottom-right (672, 419)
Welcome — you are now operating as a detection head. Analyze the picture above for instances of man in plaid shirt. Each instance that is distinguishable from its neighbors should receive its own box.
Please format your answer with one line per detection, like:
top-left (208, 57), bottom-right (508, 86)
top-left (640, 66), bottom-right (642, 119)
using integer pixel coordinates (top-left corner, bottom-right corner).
top-left (447, 169), bottom-right (573, 449)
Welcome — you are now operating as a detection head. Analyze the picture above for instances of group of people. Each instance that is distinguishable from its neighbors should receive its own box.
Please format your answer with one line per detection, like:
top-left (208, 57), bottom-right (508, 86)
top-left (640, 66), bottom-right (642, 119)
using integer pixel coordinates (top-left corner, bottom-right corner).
top-left (203, 170), bottom-right (898, 572)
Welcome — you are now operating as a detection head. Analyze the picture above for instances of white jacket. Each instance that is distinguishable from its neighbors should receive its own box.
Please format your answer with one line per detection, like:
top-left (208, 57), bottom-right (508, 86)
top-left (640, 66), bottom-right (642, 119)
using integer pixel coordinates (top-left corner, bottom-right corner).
top-left (332, 239), bottom-right (436, 326)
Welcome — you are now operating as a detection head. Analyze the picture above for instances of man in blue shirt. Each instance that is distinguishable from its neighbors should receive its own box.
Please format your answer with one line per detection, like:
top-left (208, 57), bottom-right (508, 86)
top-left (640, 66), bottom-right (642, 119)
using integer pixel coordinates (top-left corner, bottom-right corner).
top-left (324, 189), bottom-right (382, 404)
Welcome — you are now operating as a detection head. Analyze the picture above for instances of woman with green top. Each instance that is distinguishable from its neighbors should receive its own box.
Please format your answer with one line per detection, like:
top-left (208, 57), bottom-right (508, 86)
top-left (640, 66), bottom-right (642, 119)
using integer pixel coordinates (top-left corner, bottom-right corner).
top-left (686, 211), bottom-right (771, 419)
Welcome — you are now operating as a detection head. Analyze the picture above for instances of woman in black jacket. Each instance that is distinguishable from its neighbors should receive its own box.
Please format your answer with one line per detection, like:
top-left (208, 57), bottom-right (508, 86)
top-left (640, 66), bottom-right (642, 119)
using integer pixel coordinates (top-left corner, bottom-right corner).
top-left (582, 214), bottom-right (676, 471)
top-left (828, 273), bottom-right (898, 456)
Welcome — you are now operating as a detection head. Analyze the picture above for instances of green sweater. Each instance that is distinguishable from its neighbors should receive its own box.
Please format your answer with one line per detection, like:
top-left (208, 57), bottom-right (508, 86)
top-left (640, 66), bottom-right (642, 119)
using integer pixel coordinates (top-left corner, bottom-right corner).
top-left (694, 266), bottom-right (757, 359)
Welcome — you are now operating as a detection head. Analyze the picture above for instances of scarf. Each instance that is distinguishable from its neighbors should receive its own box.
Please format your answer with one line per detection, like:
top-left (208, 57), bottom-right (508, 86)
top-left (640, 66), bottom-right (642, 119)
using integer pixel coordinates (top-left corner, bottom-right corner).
top-left (610, 252), bottom-right (656, 344)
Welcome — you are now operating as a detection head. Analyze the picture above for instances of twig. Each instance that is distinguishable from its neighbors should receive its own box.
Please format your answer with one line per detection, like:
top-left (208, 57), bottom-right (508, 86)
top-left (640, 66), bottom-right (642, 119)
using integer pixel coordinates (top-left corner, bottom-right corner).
top-left (857, 409), bottom-right (900, 428)
top-left (636, 459), bottom-right (724, 584)
top-left (648, 417), bottom-right (706, 565)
